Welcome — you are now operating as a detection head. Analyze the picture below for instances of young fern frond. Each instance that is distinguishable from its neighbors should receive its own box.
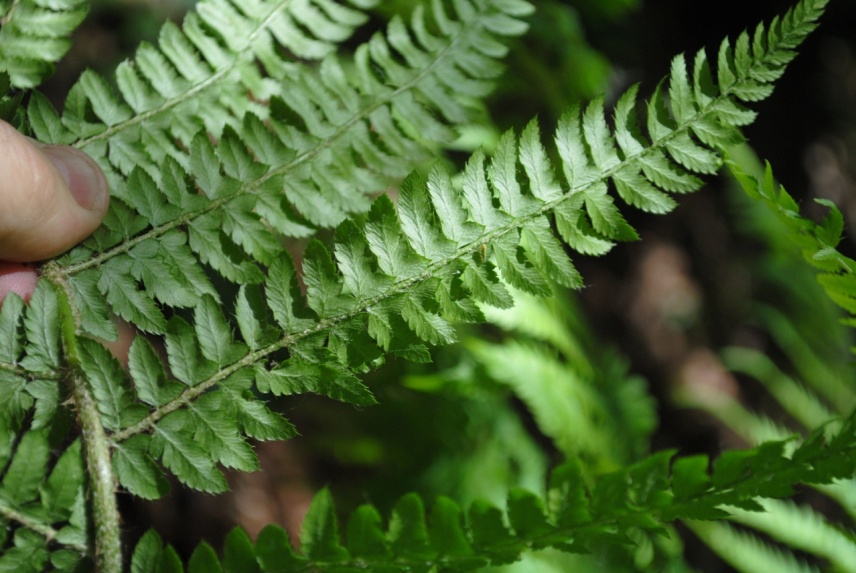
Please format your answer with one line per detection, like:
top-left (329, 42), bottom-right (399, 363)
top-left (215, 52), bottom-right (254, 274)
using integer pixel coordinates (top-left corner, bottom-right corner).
top-left (0, 0), bottom-right (88, 88)
top-left (125, 411), bottom-right (856, 572)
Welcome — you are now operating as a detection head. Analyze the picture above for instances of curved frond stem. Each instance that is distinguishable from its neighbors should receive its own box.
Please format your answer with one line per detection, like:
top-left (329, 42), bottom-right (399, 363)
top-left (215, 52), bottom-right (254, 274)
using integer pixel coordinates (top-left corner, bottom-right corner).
top-left (47, 269), bottom-right (123, 573)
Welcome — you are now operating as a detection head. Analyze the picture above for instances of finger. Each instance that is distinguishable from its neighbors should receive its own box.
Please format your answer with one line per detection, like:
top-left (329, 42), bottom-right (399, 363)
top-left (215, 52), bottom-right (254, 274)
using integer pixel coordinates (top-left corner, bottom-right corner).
top-left (0, 120), bottom-right (109, 262)
top-left (0, 262), bottom-right (38, 304)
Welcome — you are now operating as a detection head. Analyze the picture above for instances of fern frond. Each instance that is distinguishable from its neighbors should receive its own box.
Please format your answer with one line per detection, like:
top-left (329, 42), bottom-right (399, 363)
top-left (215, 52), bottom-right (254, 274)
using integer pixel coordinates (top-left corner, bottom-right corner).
top-left (474, 287), bottom-right (657, 462)
top-left (726, 498), bottom-right (856, 572)
top-left (14, 0), bottom-right (825, 499)
top-left (0, 0), bottom-right (88, 88)
top-left (729, 157), bottom-right (856, 362)
top-left (722, 346), bottom-right (836, 430)
top-left (27, 0), bottom-right (533, 236)
top-left (23, 0), bottom-right (535, 342)
top-left (687, 521), bottom-right (821, 573)
top-left (125, 411), bottom-right (856, 572)
top-left (0, 0), bottom-right (836, 567)
top-left (468, 286), bottom-right (656, 468)
top-left (470, 337), bottom-right (614, 460)
top-left (753, 305), bottom-right (856, 413)
top-left (0, 425), bottom-right (89, 570)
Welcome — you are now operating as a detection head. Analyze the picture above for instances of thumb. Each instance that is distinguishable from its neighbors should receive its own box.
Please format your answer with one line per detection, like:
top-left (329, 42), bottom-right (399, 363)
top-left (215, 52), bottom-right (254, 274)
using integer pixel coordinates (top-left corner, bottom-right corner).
top-left (0, 120), bottom-right (109, 262)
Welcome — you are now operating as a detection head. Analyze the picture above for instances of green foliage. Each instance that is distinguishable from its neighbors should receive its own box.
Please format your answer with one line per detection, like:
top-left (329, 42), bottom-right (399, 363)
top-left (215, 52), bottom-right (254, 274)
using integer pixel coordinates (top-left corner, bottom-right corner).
top-left (674, 155), bottom-right (856, 572)
top-left (730, 158), bottom-right (856, 338)
top-left (0, 0), bottom-right (89, 88)
top-left (0, 0), bottom-right (850, 570)
top-left (123, 410), bottom-right (856, 571)
top-left (0, 424), bottom-right (90, 571)
top-left (465, 287), bottom-right (656, 470)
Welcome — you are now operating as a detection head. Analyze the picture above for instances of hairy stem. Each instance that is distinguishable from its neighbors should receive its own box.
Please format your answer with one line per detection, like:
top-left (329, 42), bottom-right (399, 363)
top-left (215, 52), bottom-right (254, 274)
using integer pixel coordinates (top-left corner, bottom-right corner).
top-left (68, 371), bottom-right (122, 572)
top-left (48, 269), bottom-right (122, 573)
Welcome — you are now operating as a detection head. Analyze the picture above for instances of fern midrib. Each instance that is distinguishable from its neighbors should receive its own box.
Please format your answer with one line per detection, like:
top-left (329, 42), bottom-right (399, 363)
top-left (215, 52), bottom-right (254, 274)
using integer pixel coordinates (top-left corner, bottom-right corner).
top-left (105, 59), bottom-right (782, 444)
top-left (56, 4), bottom-right (491, 279)
top-left (0, 361), bottom-right (61, 379)
top-left (71, 0), bottom-right (291, 149)
top-left (49, 275), bottom-right (124, 571)
top-left (0, 497), bottom-right (89, 555)
top-left (0, 0), bottom-right (23, 27)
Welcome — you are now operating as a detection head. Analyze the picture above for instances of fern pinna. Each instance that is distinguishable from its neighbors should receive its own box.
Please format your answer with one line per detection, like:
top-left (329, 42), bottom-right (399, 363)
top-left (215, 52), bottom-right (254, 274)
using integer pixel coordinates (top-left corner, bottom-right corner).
top-left (0, 0), bottom-right (847, 571)
top-left (130, 412), bottom-right (856, 572)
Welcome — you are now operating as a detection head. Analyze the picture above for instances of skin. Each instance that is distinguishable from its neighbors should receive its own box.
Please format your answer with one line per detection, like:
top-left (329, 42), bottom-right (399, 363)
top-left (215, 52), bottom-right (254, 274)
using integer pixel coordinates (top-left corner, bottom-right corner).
top-left (0, 119), bottom-right (110, 304)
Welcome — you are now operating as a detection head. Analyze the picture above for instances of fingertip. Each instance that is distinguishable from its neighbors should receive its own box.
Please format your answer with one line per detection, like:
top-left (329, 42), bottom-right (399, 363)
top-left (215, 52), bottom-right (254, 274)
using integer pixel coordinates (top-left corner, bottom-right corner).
top-left (0, 121), bottom-right (110, 262)
top-left (42, 146), bottom-right (109, 214)
top-left (0, 263), bottom-right (38, 305)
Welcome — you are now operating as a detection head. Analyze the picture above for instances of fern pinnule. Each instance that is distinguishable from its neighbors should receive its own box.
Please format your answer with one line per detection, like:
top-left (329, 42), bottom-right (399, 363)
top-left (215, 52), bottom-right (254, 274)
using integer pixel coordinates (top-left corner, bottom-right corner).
top-left (0, 0), bottom-right (88, 89)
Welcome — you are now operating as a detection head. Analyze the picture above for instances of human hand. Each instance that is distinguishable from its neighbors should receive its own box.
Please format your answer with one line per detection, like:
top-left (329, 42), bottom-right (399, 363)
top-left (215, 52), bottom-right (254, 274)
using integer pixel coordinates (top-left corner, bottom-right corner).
top-left (0, 119), bottom-right (109, 304)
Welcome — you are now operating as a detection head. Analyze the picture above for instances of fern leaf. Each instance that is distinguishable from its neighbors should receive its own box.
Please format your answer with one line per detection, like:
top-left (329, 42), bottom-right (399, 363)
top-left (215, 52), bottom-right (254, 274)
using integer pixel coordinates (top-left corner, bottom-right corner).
top-left (0, 425), bottom-right (89, 567)
top-left (688, 521), bottom-right (821, 573)
top-left (0, 0), bottom-right (837, 566)
top-left (722, 346), bottom-right (835, 429)
top-left (25, 0), bottom-right (534, 277)
top-left (16, 0), bottom-right (826, 503)
top-left (468, 337), bottom-right (610, 458)
top-left (0, 0), bottom-right (88, 88)
top-left (126, 409), bottom-right (856, 571)
top-left (726, 498), bottom-right (856, 573)
top-left (31, 0), bottom-right (527, 336)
